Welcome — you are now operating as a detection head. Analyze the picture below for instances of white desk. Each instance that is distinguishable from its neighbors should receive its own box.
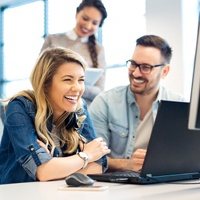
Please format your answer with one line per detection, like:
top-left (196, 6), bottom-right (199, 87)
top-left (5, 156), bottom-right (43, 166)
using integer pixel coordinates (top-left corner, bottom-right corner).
top-left (1, 179), bottom-right (200, 200)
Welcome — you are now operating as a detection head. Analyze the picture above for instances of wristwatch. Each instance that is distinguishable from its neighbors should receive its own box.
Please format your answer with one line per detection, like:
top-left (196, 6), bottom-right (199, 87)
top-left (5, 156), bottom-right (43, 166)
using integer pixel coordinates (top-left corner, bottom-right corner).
top-left (78, 152), bottom-right (89, 169)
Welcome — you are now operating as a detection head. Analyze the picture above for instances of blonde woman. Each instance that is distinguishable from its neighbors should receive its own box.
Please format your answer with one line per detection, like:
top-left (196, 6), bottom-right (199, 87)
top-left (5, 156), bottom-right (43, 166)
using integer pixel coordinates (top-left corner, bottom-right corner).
top-left (0, 47), bottom-right (110, 184)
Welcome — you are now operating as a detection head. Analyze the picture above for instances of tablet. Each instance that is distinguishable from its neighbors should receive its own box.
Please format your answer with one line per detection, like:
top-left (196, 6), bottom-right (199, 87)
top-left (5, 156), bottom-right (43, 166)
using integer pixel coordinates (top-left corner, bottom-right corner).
top-left (84, 68), bottom-right (104, 86)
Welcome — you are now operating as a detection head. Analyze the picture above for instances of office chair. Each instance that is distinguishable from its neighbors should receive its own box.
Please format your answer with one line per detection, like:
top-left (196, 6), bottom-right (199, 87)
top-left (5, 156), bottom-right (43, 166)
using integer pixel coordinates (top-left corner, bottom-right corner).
top-left (0, 104), bottom-right (4, 141)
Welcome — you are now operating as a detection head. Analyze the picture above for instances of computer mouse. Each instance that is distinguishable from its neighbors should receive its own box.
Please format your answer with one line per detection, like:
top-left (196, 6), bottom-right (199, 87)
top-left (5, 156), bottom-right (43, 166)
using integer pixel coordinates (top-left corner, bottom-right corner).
top-left (65, 173), bottom-right (95, 187)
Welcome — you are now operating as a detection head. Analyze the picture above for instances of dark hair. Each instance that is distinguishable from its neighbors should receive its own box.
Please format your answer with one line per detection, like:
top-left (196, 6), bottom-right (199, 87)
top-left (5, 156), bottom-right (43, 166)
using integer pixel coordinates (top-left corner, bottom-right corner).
top-left (76, 0), bottom-right (107, 68)
top-left (77, 0), bottom-right (107, 27)
top-left (136, 35), bottom-right (172, 64)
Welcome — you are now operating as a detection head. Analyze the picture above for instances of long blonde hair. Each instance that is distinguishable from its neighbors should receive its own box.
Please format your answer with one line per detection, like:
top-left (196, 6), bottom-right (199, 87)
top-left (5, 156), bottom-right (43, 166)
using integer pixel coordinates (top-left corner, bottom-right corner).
top-left (1, 47), bottom-right (88, 155)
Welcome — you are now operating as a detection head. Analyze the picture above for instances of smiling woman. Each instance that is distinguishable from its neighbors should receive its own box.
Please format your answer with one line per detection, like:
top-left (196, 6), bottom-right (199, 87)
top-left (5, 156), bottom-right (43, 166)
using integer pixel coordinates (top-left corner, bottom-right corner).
top-left (0, 47), bottom-right (110, 184)
top-left (46, 61), bottom-right (85, 120)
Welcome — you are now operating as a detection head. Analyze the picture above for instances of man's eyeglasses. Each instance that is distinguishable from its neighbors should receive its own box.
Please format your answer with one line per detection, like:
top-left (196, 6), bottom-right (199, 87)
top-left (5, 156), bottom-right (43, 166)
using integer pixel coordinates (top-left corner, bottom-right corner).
top-left (126, 60), bottom-right (166, 74)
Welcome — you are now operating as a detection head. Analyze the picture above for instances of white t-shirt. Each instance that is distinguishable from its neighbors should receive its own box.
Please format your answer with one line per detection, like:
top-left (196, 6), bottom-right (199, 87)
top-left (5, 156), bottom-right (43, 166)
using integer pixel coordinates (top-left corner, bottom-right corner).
top-left (133, 109), bottom-right (153, 152)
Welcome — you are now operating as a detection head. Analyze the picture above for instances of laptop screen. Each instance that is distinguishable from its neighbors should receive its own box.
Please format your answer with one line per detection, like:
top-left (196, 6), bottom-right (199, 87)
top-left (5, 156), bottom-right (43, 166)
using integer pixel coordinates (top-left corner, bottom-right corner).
top-left (142, 101), bottom-right (200, 176)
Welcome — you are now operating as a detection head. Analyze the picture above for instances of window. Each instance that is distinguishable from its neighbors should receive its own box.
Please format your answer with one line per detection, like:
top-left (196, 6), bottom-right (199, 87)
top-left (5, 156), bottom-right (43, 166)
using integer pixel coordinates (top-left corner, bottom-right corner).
top-left (4, 1), bottom-right (44, 80)
top-left (0, 0), bottom-right (146, 97)
top-left (1, 1), bottom-right (44, 97)
top-left (48, 0), bottom-right (81, 34)
top-left (102, 0), bottom-right (146, 90)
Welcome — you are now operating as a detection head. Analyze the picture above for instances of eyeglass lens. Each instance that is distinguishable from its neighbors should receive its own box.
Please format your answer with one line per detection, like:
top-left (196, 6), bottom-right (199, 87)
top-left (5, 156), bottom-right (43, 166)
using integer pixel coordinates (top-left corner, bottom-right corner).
top-left (127, 60), bottom-right (152, 74)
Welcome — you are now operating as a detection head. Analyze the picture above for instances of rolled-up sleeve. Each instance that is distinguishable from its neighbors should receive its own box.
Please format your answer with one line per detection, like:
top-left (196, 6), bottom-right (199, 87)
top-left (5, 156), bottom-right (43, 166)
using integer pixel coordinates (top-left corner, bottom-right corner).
top-left (21, 147), bottom-right (52, 180)
top-left (5, 98), bottom-right (53, 180)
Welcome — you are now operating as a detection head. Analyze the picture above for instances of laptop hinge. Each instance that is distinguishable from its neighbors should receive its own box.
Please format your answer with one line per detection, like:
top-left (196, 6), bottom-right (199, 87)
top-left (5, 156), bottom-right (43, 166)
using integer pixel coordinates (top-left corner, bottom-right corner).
top-left (146, 174), bottom-right (152, 177)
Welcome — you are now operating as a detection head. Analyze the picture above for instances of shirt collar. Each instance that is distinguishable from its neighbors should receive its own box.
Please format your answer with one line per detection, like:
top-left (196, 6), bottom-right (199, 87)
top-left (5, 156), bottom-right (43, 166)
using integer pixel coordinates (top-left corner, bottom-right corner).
top-left (126, 84), bottom-right (163, 106)
top-left (127, 85), bottom-right (137, 106)
top-left (66, 29), bottom-right (88, 43)
top-left (155, 84), bottom-right (164, 103)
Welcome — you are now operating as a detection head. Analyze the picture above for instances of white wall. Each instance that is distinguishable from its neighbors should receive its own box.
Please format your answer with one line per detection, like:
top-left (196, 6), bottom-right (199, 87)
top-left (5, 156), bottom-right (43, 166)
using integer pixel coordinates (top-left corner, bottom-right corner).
top-left (146, 0), bottom-right (199, 101)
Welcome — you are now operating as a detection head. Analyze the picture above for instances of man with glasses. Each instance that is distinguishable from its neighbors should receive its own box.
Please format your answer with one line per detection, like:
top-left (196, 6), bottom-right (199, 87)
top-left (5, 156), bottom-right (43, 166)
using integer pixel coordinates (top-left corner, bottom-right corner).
top-left (89, 35), bottom-right (185, 172)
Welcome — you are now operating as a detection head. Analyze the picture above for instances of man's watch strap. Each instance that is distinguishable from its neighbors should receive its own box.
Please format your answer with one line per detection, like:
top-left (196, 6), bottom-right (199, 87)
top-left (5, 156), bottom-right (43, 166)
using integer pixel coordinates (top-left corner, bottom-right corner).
top-left (78, 152), bottom-right (89, 169)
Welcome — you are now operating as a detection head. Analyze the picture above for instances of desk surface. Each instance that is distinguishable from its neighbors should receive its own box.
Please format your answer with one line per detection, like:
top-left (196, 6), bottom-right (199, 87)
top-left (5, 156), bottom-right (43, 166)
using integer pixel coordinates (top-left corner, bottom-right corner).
top-left (1, 179), bottom-right (200, 200)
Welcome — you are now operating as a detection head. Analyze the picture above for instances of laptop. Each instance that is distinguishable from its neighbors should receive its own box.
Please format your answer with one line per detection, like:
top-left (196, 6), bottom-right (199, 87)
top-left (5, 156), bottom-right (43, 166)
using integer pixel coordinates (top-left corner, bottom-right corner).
top-left (88, 100), bottom-right (200, 184)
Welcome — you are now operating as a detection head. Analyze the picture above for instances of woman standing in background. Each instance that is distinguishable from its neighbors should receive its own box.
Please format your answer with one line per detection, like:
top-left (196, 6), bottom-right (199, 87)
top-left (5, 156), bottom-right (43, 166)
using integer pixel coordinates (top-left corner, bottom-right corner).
top-left (40, 0), bottom-right (107, 105)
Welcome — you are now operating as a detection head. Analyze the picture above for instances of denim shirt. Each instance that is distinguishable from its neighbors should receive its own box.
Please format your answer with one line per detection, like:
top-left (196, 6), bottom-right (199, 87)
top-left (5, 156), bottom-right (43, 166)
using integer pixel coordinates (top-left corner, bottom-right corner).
top-left (0, 96), bottom-right (107, 184)
top-left (89, 84), bottom-right (186, 159)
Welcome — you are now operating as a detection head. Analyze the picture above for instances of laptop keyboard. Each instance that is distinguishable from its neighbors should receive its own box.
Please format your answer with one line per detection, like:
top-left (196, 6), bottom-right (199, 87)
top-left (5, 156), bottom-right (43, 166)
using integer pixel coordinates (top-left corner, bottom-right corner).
top-left (109, 171), bottom-right (140, 177)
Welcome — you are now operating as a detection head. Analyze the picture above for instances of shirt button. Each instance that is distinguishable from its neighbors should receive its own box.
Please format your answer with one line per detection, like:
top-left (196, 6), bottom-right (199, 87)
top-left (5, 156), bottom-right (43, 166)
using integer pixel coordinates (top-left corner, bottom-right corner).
top-left (122, 132), bottom-right (126, 136)
top-left (30, 147), bottom-right (34, 151)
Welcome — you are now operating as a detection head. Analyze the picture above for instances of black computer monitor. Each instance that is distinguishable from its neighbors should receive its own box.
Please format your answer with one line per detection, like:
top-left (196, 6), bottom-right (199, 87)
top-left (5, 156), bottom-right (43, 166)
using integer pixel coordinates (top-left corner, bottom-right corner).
top-left (188, 12), bottom-right (200, 130)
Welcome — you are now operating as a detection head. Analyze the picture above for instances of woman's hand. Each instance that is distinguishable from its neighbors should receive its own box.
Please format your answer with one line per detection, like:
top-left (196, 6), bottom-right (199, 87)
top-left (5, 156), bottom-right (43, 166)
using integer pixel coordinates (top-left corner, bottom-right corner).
top-left (37, 139), bottom-right (50, 155)
top-left (80, 137), bottom-right (111, 163)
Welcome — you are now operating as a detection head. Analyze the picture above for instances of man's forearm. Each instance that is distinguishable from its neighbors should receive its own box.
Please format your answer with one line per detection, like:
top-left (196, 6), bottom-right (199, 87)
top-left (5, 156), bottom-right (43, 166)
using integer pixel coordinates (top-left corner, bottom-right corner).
top-left (107, 157), bottom-right (132, 172)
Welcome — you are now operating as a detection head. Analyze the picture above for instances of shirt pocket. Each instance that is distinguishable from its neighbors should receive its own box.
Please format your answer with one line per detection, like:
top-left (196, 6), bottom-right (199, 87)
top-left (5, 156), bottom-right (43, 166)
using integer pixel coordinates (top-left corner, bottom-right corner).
top-left (109, 122), bottom-right (128, 155)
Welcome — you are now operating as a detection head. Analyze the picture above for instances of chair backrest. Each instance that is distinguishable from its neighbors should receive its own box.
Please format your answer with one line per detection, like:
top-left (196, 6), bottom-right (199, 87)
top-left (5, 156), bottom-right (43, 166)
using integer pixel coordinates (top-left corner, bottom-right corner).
top-left (0, 105), bottom-right (4, 141)
top-left (0, 104), bottom-right (5, 123)
top-left (0, 117), bottom-right (3, 141)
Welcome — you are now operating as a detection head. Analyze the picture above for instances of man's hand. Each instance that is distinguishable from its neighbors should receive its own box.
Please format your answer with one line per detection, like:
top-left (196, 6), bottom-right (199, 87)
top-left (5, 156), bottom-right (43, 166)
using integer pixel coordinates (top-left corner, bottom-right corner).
top-left (131, 149), bottom-right (146, 171)
top-left (107, 149), bottom-right (146, 172)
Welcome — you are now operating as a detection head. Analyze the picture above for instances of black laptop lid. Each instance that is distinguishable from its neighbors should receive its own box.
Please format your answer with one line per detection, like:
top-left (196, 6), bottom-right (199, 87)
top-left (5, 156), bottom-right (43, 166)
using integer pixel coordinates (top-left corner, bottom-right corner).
top-left (141, 100), bottom-right (200, 177)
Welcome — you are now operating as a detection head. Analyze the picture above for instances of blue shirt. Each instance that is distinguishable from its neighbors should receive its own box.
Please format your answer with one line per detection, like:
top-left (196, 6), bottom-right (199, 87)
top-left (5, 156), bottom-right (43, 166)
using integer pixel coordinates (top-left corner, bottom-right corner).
top-left (0, 96), bottom-right (107, 184)
top-left (89, 85), bottom-right (185, 159)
